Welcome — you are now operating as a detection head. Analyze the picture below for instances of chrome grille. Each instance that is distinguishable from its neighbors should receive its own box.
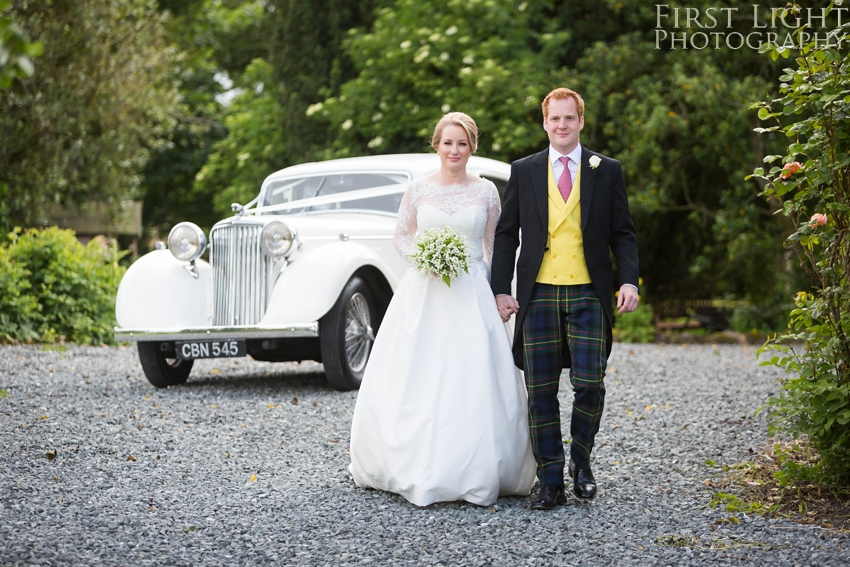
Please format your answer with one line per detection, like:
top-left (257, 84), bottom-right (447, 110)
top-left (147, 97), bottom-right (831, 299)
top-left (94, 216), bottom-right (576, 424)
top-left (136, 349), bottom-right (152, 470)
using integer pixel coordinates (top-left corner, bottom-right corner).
top-left (210, 222), bottom-right (272, 326)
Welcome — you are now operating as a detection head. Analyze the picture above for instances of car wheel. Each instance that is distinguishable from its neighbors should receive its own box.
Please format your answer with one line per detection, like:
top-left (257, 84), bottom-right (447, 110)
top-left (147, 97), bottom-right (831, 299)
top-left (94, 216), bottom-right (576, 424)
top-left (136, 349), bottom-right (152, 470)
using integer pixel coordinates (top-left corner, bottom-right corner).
top-left (138, 342), bottom-right (193, 388)
top-left (320, 276), bottom-right (376, 391)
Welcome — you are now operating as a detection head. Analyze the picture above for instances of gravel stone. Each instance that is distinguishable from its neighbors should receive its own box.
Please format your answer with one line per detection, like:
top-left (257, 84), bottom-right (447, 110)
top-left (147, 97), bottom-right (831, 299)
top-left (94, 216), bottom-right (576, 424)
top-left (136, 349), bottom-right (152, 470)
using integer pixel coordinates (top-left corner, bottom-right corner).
top-left (1, 343), bottom-right (848, 565)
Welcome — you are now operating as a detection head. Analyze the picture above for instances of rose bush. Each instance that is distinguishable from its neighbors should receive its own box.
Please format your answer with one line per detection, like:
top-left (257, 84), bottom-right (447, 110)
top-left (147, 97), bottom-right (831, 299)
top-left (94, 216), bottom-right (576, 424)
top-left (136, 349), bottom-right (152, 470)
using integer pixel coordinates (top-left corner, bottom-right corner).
top-left (750, 8), bottom-right (850, 484)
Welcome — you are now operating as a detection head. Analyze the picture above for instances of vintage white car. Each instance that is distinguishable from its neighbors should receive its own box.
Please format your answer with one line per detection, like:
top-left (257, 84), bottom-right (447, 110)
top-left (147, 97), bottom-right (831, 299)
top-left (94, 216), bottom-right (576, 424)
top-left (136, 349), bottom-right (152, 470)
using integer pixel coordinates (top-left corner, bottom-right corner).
top-left (115, 154), bottom-right (510, 390)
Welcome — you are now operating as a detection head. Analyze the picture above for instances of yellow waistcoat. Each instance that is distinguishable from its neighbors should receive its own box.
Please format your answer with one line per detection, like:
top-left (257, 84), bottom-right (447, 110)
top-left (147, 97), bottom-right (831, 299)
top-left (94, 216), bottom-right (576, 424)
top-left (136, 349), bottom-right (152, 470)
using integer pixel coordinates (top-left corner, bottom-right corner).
top-left (536, 160), bottom-right (592, 285)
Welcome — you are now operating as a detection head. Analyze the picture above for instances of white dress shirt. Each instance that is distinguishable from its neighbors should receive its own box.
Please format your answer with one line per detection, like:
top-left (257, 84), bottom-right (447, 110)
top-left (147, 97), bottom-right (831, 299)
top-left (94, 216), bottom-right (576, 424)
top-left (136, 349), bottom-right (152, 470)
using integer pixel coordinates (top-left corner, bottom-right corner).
top-left (549, 144), bottom-right (582, 185)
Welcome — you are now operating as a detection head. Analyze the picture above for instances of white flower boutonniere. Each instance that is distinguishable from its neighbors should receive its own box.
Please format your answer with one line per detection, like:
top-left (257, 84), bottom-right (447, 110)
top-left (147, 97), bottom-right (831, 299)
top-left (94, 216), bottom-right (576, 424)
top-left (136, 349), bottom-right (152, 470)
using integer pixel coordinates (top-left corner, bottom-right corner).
top-left (589, 155), bottom-right (601, 169)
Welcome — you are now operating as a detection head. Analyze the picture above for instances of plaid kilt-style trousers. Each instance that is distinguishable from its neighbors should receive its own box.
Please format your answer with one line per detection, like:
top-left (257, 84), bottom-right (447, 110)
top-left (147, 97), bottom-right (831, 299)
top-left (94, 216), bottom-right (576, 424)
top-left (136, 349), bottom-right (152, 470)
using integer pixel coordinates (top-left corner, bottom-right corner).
top-left (522, 282), bottom-right (607, 487)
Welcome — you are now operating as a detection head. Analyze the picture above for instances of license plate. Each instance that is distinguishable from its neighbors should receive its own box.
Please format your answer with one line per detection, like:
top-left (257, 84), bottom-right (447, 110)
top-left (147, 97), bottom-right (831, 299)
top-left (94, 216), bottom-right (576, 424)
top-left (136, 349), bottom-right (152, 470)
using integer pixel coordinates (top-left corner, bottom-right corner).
top-left (175, 339), bottom-right (246, 360)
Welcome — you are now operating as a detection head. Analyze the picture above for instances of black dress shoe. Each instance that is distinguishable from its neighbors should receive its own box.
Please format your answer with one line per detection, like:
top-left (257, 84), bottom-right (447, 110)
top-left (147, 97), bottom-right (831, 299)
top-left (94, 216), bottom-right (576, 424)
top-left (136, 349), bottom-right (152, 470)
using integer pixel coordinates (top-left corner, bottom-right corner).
top-left (568, 459), bottom-right (597, 500)
top-left (530, 484), bottom-right (567, 510)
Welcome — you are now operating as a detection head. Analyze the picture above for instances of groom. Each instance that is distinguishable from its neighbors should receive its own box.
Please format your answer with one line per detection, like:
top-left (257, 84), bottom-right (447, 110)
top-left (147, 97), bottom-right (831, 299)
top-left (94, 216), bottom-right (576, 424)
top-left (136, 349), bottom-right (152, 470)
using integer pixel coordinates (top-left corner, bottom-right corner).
top-left (491, 87), bottom-right (640, 510)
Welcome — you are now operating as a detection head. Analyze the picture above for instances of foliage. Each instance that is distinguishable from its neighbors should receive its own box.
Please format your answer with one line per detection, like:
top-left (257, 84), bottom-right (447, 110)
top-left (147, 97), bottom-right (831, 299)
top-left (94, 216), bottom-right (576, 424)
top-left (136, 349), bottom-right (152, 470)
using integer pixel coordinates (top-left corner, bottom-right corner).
top-left (709, 492), bottom-right (773, 515)
top-left (752, 5), bottom-right (850, 484)
top-left (268, 0), bottom-right (389, 164)
top-left (0, 228), bottom-right (127, 344)
top-left (704, 441), bottom-right (850, 530)
top-left (313, 0), bottom-right (553, 161)
top-left (184, 0), bottom-right (388, 222)
top-left (0, 0), bottom-right (181, 233)
top-left (0, 0), bottom-right (42, 88)
top-left (194, 58), bottom-right (287, 217)
top-left (0, 232), bottom-right (39, 341)
top-left (728, 301), bottom-right (792, 335)
top-left (139, 0), bottom-right (246, 242)
top-left (613, 304), bottom-right (656, 343)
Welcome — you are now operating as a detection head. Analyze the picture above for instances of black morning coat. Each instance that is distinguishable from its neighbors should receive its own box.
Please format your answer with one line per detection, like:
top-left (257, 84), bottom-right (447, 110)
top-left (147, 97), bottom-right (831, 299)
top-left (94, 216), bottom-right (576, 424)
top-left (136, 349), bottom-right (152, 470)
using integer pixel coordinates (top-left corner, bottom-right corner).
top-left (490, 145), bottom-right (640, 371)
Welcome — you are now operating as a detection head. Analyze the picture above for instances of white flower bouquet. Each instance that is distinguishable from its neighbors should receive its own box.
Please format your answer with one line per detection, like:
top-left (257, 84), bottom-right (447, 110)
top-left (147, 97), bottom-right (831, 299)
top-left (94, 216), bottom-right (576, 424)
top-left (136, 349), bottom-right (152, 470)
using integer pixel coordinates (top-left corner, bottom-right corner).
top-left (409, 226), bottom-right (470, 287)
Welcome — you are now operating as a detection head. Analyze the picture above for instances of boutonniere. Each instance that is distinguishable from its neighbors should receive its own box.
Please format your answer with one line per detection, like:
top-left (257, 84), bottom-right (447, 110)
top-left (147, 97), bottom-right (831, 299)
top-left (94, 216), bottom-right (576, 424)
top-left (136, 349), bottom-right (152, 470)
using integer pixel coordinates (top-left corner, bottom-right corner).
top-left (589, 155), bottom-right (601, 169)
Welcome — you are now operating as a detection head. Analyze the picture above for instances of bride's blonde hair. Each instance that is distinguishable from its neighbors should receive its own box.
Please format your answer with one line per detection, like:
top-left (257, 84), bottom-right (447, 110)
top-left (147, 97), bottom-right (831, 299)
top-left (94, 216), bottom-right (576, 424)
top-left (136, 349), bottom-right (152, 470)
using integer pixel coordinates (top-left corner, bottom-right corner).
top-left (431, 112), bottom-right (479, 154)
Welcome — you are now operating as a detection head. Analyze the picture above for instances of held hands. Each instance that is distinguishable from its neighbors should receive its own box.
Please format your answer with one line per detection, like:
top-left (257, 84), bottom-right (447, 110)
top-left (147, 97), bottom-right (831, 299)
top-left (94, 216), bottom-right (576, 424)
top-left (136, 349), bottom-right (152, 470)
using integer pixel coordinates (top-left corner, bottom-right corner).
top-left (497, 287), bottom-right (636, 320)
top-left (617, 284), bottom-right (639, 314)
top-left (495, 294), bottom-right (519, 323)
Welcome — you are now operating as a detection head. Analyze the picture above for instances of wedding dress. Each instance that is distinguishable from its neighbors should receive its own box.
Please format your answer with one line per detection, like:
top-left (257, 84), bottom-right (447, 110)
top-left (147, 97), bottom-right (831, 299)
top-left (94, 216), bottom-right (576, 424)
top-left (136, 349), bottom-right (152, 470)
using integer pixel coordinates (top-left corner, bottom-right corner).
top-left (348, 176), bottom-right (537, 507)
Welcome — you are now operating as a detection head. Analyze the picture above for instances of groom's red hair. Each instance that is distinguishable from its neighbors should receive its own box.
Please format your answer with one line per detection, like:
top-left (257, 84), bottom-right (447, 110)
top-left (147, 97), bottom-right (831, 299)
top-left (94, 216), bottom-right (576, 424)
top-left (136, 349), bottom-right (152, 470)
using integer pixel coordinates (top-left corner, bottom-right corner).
top-left (541, 88), bottom-right (585, 120)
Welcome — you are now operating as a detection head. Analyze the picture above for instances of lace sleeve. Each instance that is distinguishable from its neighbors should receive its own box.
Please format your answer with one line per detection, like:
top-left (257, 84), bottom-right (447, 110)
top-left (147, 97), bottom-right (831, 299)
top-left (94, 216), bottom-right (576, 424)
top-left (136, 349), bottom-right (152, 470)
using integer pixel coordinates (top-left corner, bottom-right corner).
top-left (393, 180), bottom-right (418, 261)
top-left (483, 180), bottom-right (501, 265)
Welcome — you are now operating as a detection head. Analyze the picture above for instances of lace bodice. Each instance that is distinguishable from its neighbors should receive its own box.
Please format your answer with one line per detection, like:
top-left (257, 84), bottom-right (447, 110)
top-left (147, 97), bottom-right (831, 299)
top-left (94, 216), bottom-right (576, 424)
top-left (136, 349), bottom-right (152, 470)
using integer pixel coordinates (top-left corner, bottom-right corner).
top-left (394, 176), bottom-right (501, 264)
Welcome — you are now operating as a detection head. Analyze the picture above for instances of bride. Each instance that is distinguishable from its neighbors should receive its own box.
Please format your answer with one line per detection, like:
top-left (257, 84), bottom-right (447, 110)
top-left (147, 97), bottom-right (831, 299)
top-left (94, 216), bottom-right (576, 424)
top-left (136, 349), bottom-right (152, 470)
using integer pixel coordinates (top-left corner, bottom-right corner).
top-left (348, 112), bottom-right (537, 506)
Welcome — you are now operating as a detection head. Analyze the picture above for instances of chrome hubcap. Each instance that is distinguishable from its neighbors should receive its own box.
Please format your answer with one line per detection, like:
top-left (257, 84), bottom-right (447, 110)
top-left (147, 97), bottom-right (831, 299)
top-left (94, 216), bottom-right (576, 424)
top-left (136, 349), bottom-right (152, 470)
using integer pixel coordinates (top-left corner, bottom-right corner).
top-left (344, 292), bottom-right (374, 373)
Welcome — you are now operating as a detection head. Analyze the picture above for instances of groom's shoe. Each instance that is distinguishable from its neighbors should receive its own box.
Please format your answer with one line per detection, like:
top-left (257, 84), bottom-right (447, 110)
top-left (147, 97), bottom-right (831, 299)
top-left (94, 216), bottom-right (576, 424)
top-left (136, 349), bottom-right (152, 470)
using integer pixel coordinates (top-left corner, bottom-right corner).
top-left (530, 485), bottom-right (566, 510)
top-left (568, 459), bottom-right (597, 500)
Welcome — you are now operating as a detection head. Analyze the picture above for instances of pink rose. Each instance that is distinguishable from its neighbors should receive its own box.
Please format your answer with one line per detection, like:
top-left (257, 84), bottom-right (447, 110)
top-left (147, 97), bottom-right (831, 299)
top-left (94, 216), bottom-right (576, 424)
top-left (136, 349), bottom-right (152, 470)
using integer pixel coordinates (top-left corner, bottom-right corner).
top-left (780, 161), bottom-right (803, 180)
top-left (810, 213), bottom-right (827, 228)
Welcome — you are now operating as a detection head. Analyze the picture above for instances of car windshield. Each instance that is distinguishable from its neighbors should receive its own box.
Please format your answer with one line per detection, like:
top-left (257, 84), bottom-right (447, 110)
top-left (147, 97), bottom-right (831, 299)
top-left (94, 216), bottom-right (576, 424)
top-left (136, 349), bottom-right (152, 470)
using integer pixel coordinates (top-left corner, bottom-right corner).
top-left (263, 173), bottom-right (410, 207)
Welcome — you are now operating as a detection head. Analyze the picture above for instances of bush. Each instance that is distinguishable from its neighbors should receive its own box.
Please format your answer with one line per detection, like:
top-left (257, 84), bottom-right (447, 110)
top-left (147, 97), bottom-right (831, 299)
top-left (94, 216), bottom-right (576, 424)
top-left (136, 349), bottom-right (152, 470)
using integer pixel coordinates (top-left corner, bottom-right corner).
top-left (613, 304), bottom-right (656, 343)
top-left (751, 9), bottom-right (850, 485)
top-left (727, 300), bottom-right (791, 335)
top-left (0, 227), bottom-right (126, 344)
top-left (0, 241), bottom-right (39, 341)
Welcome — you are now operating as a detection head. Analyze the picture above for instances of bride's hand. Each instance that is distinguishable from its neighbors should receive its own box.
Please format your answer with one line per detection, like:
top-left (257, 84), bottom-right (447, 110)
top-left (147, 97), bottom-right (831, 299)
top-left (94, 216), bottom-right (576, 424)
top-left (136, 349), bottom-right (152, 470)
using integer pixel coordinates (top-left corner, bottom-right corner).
top-left (495, 294), bottom-right (519, 322)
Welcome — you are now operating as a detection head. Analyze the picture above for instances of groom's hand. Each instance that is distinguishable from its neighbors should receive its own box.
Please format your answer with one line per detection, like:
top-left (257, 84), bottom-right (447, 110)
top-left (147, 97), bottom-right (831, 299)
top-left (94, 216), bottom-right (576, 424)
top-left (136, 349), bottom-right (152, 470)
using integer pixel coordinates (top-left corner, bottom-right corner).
top-left (617, 284), bottom-right (639, 314)
top-left (495, 294), bottom-right (519, 322)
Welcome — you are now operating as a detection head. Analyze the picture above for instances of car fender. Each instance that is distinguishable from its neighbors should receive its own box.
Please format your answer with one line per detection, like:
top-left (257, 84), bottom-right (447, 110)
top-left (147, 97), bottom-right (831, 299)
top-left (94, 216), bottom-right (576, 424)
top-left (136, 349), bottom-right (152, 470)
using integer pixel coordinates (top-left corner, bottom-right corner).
top-left (261, 241), bottom-right (399, 326)
top-left (116, 250), bottom-right (211, 329)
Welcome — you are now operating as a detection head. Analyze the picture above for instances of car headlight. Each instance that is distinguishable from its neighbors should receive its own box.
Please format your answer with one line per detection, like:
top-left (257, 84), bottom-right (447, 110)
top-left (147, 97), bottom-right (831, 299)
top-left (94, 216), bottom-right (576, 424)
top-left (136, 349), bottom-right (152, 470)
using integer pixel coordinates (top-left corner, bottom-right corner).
top-left (168, 222), bottom-right (207, 262)
top-left (261, 221), bottom-right (294, 258)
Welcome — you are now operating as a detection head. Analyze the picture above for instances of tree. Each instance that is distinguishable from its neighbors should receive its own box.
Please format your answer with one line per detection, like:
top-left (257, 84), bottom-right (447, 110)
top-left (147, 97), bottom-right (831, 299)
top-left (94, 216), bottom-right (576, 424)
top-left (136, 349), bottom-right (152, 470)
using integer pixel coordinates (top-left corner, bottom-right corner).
top-left (194, 58), bottom-right (287, 216)
top-left (191, 0), bottom-right (390, 217)
top-left (0, 0), bottom-right (42, 89)
top-left (267, 0), bottom-right (390, 163)
top-left (0, 0), bottom-right (181, 232)
top-left (139, 0), bottom-right (266, 240)
top-left (313, 0), bottom-right (553, 161)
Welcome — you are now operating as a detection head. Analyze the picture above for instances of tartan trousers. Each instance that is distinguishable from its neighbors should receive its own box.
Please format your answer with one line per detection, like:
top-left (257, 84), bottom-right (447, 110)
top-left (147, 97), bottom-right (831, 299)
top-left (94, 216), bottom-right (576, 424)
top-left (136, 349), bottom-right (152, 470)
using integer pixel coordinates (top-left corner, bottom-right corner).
top-left (522, 282), bottom-right (607, 487)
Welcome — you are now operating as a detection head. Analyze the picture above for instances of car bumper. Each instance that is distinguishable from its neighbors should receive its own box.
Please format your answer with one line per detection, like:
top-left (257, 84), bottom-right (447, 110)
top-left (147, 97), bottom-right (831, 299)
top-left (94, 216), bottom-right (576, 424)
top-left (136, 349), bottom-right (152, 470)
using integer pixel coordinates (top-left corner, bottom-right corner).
top-left (114, 323), bottom-right (320, 341)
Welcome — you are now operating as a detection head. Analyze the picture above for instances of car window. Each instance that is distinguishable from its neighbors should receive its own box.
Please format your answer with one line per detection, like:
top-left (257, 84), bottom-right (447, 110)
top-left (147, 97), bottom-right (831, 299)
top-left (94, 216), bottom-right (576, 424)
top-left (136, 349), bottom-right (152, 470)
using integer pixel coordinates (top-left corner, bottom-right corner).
top-left (265, 177), bottom-right (324, 205)
top-left (309, 191), bottom-right (406, 214)
top-left (264, 173), bottom-right (409, 206)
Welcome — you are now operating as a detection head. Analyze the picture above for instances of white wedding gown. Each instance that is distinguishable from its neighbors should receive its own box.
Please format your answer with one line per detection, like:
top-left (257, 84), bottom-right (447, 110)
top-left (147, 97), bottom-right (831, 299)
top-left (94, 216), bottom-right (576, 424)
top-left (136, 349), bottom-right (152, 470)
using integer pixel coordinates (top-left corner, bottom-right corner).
top-left (348, 176), bottom-right (537, 507)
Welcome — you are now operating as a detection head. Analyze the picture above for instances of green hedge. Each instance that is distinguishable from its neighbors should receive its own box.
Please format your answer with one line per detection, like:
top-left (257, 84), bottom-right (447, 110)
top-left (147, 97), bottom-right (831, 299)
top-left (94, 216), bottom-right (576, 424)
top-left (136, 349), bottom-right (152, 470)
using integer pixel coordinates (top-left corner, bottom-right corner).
top-left (613, 304), bottom-right (656, 344)
top-left (0, 227), bottom-right (126, 344)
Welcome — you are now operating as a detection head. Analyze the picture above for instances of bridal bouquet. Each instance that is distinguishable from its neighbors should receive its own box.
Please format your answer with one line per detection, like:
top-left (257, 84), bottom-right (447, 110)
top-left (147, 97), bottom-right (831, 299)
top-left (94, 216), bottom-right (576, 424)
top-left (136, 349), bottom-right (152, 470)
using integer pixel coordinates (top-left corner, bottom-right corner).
top-left (409, 226), bottom-right (470, 287)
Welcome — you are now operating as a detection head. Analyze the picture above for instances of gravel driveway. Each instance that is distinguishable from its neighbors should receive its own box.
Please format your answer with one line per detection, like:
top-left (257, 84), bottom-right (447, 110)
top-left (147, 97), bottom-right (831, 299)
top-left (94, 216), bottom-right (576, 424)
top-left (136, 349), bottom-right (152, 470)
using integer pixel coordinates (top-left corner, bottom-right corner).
top-left (1, 343), bottom-right (847, 566)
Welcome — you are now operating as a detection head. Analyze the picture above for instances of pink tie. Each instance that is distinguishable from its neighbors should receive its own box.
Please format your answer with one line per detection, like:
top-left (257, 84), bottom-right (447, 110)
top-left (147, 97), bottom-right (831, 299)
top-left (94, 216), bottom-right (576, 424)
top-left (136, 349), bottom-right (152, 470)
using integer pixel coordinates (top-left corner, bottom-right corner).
top-left (558, 156), bottom-right (572, 202)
